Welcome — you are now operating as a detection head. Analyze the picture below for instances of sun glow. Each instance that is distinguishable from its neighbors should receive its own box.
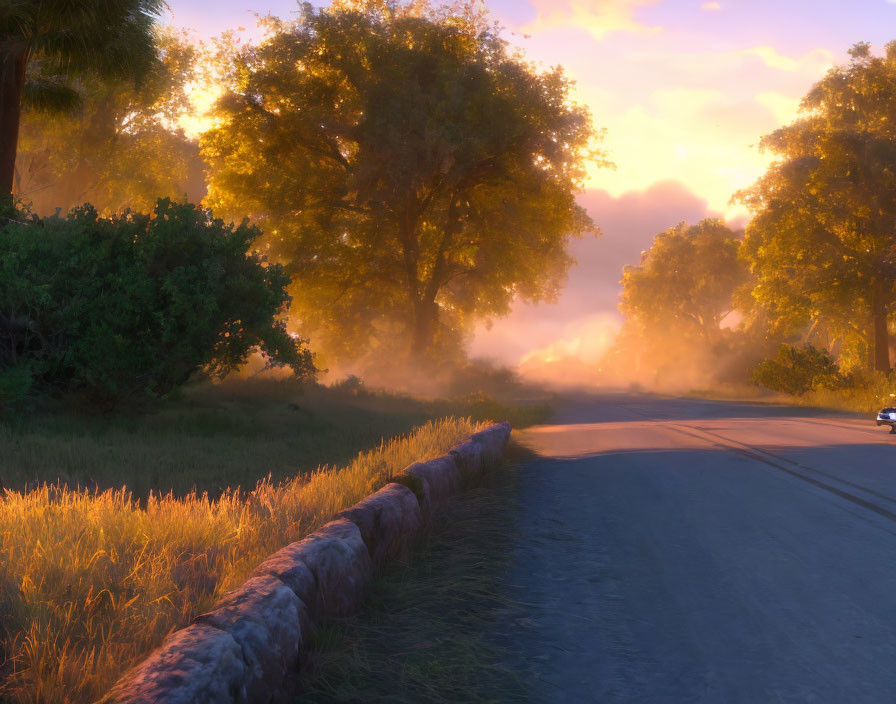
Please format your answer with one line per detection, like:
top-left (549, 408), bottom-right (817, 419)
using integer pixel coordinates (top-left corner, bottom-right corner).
top-left (178, 81), bottom-right (222, 138)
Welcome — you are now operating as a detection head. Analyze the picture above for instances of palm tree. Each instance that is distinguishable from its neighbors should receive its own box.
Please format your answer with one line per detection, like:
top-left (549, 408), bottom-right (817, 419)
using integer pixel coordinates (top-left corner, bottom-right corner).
top-left (0, 1), bottom-right (164, 207)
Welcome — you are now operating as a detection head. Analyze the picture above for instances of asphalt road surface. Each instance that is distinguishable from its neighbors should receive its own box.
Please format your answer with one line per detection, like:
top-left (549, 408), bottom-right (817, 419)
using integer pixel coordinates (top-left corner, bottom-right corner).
top-left (494, 394), bottom-right (896, 703)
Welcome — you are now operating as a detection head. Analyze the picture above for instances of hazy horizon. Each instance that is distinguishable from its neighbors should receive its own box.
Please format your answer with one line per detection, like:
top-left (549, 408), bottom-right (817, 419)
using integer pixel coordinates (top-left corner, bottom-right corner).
top-left (163, 0), bottom-right (896, 380)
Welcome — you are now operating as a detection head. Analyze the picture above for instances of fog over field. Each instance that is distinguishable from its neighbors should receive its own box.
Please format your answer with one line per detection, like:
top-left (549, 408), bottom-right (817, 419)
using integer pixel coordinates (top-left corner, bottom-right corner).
top-left (470, 181), bottom-right (723, 385)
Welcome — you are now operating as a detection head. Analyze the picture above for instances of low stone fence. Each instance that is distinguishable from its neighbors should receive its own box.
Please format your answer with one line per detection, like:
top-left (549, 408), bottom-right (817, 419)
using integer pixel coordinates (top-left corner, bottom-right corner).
top-left (101, 422), bottom-right (512, 704)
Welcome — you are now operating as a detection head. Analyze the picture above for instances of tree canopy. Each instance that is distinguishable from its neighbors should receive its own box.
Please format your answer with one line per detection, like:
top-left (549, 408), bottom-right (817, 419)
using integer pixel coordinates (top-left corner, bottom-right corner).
top-left (15, 30), bottom-right (203, 215)
top-left (0, 0), bottom-right (164, 205)
top-left (203, 0), bottom-right (604, 365)
top-left (738, 42), bottom-right (896, 373)
top-left (620, 219), bottom-right (748, 344)
top-left (605, 219), bottom-right (751, 388)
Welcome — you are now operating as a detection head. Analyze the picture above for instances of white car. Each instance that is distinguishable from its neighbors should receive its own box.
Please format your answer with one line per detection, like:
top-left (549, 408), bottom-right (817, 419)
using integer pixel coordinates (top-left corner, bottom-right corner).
top-left (876, 407), bottom-right (896, 433)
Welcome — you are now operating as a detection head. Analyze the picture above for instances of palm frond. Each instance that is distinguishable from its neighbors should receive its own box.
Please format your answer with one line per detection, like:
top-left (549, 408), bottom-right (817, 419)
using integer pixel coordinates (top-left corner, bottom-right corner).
top-left (0, 1), bottom-right (38, 39)
top-left (22, 74), bottom-right (82, 113)
top-left (5, 1), bottom-right (167, 83)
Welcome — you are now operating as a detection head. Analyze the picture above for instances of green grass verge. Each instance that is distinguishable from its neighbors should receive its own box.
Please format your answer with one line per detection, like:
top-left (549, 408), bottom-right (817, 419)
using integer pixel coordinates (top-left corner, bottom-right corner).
top-left (0, 378), bottom-right (552, 498)
top-left (294, 461), bottom-right (532, 704)
top-left (784, 386), bottom-right (892, 416)
top-left (685, 384), bottom-right (877, 417)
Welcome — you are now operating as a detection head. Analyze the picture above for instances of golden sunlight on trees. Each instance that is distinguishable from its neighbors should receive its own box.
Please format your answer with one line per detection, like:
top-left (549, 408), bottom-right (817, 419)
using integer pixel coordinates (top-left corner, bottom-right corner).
top-left (738, 42), bottom-right (896, 374)
top-left (0, 0), bottom-right (164, 209)
top-left (607, 219), bottom-right (753, 388)
top-left (202, 0), bottom-right (607, 367)
top-left (620, 220), bottom-right (748, 346)
top-left (15, 31), bottom-right (204, 215)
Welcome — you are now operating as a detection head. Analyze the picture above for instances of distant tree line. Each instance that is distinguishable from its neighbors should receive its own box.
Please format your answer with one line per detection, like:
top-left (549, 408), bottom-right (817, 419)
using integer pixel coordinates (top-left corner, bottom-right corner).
top-left (611, 42), bottom-right (896, 396)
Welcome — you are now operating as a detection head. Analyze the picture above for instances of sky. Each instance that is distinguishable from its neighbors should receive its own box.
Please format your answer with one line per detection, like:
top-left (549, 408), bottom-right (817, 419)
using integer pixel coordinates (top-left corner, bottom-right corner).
top-left (164, 0), bottom-right (896, 379)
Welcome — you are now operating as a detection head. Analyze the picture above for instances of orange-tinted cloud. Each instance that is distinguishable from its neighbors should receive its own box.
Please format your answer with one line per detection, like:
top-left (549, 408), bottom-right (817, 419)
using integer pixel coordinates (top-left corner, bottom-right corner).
top-left (507, 3), bottom-right (841, 219)
top-left (525, 0), bottom-right (662, 40)
top-left (739, 46), bottom-right (835, 72)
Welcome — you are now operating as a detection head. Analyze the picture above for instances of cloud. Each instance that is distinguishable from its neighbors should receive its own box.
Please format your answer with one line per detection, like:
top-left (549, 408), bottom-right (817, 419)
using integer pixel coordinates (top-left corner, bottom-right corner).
top-left (701, 1), bottom-right (721, 10)
top-left (579, 82), bottom-right (783, 220)
top-left (755, 91), bottom-right (802, 126)
top-left (525, 0), bottom-right (662, 40)
top-left (740, 46), bottom-right (835, 73)
top-left (567, 40), bottom-right (836, 218)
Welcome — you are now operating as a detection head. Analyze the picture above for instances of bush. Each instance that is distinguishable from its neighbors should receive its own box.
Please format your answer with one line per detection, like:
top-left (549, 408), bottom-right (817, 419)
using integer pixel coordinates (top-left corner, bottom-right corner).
top-left (0, 199), bottom-right (315, 405)
top-left (751, 343), bottom-right (843, 395)
top-left (330, 374), bottom-right (369, 397)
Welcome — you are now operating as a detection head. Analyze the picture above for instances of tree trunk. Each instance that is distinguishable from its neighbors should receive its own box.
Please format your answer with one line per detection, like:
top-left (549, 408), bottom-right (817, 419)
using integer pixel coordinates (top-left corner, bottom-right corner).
top-left (409, 193), bottom-right (462, 361)
top-left (871, 292), bottom-right (891, 373)
top-left (411, 297), bottom-right (438, 360)
top-left (0, 46), bottom-right (28, 210)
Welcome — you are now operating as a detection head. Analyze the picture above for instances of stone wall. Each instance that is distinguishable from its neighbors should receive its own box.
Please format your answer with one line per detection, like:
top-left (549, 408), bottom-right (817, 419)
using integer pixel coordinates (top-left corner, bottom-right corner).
top-left (101, 422), bottom-right (512, 704)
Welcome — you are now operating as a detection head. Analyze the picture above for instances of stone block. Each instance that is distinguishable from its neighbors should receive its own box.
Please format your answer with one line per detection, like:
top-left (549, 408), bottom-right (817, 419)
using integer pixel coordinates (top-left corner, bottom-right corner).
top-left (471, 422), bottom-right (512, 468)
top-left (193, 575), bottom-right (307, 703)
top-left (450, 439), bottom-right (483, 482)
top-left (401, 455), bottom-right (460, 515)
top-left (249, 543), bottom-right (317, 609)
top-left (337, 482), bottom-right (424, 567)
top-left (101, 623), bottom-right (246, 704)
top-left (290, 518), bottom-right (372, 618)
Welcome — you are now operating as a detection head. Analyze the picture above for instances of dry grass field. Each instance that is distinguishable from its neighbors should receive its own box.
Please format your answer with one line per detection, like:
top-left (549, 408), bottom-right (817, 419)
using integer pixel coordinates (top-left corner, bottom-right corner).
top-left (0, 379), bottom-right (548, 703)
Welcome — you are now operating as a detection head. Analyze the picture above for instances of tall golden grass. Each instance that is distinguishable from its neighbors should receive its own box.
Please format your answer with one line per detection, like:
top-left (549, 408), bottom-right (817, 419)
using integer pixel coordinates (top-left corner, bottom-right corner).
top-left (0, 417), bottom-right (481, 704)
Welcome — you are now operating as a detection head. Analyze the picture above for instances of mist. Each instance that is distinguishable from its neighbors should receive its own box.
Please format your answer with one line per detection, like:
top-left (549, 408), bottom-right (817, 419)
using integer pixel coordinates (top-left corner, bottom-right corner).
top-left (470, 181), bottom-right (744, 392)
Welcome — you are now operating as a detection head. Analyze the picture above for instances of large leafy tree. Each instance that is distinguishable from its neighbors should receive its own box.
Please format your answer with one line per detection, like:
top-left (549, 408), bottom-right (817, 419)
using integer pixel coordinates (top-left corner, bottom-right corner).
top-left (620, 219), bottom-right (748, 345)
top-left (203, 0), bottom-right (603, 364)
top-left (738, 43), bottom-right (896, 373)
top-left (0, 0), bottom-right (163, 206)
top-left (606, 219), bottom-right (750, 387)
top-left (15, 31), bottom-right (204, 215)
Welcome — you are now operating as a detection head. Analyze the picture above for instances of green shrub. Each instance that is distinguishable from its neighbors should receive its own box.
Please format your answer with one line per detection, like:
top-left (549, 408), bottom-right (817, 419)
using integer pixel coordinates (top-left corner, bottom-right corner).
top-left (0, 365), bottom-right (35, 407)
top-left (751, 343), bottom-right (843, 395)
top-left (0, 199), bottom-right (314, 405)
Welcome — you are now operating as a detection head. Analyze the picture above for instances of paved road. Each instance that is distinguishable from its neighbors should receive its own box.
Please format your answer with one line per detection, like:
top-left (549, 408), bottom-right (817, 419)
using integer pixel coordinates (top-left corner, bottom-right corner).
top-left (494, 394), bottom-right (896, 703)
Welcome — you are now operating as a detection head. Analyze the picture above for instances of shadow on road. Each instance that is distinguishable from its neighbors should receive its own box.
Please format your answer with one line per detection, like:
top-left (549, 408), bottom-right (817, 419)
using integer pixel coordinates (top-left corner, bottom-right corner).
top-left (495, 438), bottom-right (896, 703)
